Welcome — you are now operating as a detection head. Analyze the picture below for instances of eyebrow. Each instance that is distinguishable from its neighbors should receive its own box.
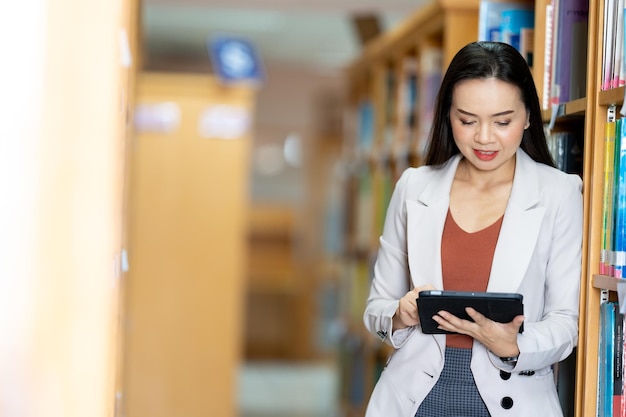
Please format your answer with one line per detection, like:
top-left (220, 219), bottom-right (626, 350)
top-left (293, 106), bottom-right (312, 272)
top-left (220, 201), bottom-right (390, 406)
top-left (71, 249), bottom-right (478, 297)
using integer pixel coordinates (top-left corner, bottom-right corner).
top-left (456, 109), bottom-right (515, 117)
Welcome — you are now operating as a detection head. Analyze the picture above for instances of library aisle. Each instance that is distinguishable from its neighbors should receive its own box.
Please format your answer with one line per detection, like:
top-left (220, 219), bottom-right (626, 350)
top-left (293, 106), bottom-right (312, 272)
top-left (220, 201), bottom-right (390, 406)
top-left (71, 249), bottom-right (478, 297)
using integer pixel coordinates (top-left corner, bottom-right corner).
top-left (238, 362), bottom-right (340, 417)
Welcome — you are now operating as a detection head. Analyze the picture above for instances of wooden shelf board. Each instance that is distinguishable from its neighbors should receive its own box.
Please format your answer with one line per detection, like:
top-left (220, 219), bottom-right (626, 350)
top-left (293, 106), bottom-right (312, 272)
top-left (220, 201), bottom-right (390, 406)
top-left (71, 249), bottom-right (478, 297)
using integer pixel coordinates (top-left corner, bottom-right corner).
top-left (541, 97), bottom-right (587, 123)
top-left (592, 274), bottom-right (625, 292)
top-left (598, 86), bottom-right (626, 107)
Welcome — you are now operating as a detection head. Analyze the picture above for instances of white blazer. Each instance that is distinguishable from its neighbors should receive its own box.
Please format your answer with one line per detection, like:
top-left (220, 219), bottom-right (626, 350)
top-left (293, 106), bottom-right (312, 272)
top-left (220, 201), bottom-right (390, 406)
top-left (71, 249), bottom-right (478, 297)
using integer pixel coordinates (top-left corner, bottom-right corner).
top-left (363, 149), bottom-right (583, 417)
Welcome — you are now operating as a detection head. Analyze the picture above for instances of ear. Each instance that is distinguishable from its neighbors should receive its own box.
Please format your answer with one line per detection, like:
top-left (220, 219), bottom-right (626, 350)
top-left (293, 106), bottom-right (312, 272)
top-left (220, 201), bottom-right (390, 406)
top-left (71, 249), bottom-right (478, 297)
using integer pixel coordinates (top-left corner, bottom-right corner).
top-left (524, 109), bottom-right (530, 129)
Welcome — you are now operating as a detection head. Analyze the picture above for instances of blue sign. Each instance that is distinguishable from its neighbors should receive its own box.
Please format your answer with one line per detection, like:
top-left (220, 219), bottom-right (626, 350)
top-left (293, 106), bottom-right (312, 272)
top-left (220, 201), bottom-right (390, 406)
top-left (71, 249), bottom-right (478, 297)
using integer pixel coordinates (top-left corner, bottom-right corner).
top-left (208, 36), bottom-right (264, 85)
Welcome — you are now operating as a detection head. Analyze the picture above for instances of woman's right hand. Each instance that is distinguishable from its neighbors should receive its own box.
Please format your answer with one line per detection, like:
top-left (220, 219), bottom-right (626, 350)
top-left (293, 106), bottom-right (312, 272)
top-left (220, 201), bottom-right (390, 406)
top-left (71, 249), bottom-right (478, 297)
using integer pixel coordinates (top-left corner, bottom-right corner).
top-left (393, 284), bottom-right (436, 330)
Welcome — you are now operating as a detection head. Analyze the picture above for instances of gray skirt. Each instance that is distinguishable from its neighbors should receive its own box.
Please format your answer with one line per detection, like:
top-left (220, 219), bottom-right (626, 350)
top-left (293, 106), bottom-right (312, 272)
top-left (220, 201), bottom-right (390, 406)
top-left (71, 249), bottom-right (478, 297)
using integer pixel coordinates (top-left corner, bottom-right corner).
top-left (415, 347), bottom-right (490, 417)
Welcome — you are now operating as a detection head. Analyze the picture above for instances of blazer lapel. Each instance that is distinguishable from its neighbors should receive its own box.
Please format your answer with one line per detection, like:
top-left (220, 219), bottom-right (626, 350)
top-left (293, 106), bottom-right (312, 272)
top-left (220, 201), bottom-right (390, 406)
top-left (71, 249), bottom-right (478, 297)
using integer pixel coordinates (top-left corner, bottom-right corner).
top-left (405, 150), bottom-right (545, 294)
top-left (406, 155), bottom-right (462, 290)
top-left (487, 150), bottom-right (546, 292)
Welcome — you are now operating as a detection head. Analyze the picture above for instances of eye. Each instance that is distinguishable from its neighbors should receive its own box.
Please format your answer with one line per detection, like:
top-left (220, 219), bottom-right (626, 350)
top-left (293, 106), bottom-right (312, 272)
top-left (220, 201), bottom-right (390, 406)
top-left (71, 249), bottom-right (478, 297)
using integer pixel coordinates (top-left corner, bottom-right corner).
top-left (460, 120), bottom-right (475, 126)
top-left (495, 121), bottom-right (511, 127)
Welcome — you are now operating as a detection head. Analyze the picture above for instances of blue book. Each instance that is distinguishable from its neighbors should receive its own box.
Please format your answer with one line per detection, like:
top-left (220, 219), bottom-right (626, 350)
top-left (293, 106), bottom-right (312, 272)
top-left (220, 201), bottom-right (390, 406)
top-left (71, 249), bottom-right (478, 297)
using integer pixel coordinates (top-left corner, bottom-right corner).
top-left (614, 120), bottom-right (626, 278)
top-left (599, 301), bottom-right (607, 414)
top-left (357, 101), bottom-right (374, 152)
top-left (599, 302), bottom-right (616, 417)
top-left (478, 1), bottom-right (533, 43)
top-left (500, 9), bottom-right (535, 52)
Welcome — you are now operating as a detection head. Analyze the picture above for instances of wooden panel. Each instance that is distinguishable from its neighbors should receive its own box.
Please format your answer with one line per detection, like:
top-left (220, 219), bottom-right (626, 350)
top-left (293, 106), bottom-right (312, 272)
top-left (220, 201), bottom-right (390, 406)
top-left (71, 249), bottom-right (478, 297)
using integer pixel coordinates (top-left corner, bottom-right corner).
top-left (0, 0), bottom-right (138, 416)
top-left (576, 0), bottom-right (601, 415)
top-left (124, 73), bottom-right (255, 417)
top-left (247, 205), bottom-right (297, 291)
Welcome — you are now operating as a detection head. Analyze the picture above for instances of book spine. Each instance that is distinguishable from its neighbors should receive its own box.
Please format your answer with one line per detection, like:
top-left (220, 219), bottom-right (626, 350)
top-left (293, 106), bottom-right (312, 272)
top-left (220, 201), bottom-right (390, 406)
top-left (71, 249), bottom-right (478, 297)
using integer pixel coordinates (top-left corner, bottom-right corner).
top-left (613, 119), bottom-right (626, 278)
top-left (606, 302), bottom-right (616, 417)
top-left (552, 0), bottom-right (590, 103)
top-left (602, 121), bottom-right (617, 275)
top-left (604, 0), bottom-right (618, 90)
top-left (614, 309), bottom-right (624, 416)
top-left (599, 301), bottom-right (611, 416)
top-left (417, 47), bottom-right (443, 157)
top-left (543, 3), bottom-right (554, 109)
top-left (623, 0), bottom-right (626, 90)
top-left (613, 0), bottom-right (625, 88)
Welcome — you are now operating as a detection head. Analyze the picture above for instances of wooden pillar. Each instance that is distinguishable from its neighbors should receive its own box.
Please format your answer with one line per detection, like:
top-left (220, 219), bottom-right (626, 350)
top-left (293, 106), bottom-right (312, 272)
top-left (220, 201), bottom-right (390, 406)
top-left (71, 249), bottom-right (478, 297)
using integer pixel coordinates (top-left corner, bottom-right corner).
top-left (0, 0), bottom-right (139, 416)
top-left (123, 73), bottom-right (255, 417)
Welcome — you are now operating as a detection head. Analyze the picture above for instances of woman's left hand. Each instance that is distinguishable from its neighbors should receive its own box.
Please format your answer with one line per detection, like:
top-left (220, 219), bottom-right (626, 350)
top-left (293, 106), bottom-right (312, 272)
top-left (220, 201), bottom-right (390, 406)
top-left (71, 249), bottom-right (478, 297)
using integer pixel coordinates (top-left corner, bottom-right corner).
top-left (433, 307), bottom-right (524, 358)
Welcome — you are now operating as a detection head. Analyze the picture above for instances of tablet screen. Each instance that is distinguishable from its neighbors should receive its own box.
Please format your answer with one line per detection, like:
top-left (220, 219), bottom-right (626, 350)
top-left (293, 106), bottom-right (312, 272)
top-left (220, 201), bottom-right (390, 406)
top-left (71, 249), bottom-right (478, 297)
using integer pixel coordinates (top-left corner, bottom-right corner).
top-left (416, 290), bottom-right (524, 334)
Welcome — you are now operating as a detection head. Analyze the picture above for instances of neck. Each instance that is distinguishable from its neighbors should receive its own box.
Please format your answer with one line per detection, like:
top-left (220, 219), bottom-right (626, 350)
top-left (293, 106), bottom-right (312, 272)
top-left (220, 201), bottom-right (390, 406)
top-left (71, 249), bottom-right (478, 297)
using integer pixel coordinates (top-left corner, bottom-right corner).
top-left (457, 156), bottom-right (516, 191)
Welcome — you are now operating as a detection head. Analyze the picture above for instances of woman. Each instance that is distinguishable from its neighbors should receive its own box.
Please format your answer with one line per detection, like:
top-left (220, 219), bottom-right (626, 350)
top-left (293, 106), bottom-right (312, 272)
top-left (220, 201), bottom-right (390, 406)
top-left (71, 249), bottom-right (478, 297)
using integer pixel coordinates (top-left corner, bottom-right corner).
top-left (363, 41), bottom-right (583, 416)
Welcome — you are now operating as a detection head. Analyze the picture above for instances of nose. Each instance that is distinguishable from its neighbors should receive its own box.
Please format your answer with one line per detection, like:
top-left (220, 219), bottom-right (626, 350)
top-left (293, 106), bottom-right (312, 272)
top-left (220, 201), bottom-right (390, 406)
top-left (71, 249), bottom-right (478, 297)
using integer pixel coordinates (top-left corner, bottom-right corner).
top-left (474, 123), bottom-right (493, 144)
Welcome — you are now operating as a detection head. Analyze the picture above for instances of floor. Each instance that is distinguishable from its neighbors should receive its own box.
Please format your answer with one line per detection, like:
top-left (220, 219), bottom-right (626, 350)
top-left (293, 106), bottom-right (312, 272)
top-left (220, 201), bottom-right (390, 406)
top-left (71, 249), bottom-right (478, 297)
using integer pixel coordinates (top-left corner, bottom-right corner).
top-left (237, 361), bottom-right (341, 417)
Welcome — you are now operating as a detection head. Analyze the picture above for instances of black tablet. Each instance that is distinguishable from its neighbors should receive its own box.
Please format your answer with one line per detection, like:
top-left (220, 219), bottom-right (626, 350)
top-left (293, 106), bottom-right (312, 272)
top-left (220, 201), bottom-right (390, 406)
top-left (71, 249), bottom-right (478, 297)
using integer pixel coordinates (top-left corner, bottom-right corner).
top-left (416, 290), bottom-right (524, 334)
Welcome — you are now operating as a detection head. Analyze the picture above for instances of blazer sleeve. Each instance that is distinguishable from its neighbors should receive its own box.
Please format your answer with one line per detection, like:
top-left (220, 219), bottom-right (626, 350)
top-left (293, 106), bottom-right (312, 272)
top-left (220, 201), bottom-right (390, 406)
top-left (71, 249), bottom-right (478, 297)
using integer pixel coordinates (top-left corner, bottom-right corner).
top-left (515, 172), bottom-right (583, 370)
top-left (363, 168), bottom-right (415, 348)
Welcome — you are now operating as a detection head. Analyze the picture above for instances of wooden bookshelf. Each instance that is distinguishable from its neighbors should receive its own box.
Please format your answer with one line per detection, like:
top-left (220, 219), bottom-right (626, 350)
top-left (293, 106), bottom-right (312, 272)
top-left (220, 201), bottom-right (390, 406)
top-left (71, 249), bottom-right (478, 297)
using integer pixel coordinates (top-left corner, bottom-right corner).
top-left (341, 1), bottom-right (482, 414)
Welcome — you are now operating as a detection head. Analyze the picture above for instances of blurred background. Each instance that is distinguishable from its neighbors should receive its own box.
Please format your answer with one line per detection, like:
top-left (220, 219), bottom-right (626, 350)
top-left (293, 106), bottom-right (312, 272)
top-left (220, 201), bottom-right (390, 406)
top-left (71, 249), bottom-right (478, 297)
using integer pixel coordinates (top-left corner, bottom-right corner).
top-left (134, 2), bottom-right (424, 417)
top-left (0, 1), bottom-right (429, 417)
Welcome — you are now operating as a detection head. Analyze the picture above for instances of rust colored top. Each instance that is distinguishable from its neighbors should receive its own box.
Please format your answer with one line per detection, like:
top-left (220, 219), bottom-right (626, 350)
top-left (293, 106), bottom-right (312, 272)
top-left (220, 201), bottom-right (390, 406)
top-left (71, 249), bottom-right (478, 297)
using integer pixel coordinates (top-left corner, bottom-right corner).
top-left (442, 209), bottom-right (504, 349)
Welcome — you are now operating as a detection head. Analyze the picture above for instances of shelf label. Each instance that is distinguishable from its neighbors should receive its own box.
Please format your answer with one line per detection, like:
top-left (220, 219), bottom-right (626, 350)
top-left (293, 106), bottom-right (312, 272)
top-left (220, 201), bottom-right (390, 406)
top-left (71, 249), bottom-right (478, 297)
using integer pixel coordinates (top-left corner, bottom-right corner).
top-left (617, 281), bottom-right (626, 314)
top-left (198, 105), bottom-right (250, 140)
top-left (207, 36), bottom-right (263, 86)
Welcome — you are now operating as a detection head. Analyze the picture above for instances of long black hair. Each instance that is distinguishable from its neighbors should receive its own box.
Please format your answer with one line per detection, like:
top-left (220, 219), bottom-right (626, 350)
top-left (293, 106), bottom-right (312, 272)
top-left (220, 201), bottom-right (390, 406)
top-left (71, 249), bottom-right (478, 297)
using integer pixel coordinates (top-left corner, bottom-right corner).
top-left (423, 41), bottom-right (554, 167)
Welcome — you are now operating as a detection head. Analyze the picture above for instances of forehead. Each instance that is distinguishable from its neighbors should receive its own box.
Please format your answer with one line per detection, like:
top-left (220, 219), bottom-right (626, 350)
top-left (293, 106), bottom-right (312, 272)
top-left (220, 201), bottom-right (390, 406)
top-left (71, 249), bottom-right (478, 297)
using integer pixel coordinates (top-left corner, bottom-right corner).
top-left (451, 78), bottom-right (524, 111)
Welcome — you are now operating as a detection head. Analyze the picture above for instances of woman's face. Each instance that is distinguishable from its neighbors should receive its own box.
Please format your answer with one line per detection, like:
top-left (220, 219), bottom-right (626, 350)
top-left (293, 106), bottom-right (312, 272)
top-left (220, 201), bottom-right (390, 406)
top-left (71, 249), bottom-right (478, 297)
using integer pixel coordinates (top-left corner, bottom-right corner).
top-left (449, 77), bottom-right (529, 174)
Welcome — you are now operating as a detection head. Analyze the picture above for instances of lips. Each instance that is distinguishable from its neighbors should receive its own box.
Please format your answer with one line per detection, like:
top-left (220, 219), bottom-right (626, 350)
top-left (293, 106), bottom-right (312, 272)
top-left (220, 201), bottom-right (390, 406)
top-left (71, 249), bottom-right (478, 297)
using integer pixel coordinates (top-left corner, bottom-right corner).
top-left (474, 149), bottom-right (498, 161)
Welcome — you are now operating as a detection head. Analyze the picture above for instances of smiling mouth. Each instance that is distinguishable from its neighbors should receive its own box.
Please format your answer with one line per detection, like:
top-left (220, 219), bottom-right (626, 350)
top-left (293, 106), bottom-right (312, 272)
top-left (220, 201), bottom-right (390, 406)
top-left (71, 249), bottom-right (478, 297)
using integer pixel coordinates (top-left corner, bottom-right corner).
top-left (474, 149), bottom-right (498, 160)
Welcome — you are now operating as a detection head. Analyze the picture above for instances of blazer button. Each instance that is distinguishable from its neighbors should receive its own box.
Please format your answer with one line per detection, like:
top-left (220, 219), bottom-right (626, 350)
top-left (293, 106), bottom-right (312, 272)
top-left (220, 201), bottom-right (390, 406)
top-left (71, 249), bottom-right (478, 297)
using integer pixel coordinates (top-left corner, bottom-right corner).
top-left (499, 370), bottom-right (511, 380)
top-left (501, 396), bottom-right (514, 409)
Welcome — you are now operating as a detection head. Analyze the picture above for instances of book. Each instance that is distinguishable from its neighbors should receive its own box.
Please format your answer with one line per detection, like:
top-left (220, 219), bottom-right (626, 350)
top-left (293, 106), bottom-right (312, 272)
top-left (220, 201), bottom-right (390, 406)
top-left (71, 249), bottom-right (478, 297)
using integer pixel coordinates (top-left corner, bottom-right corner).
top-left (519, 27), bottom-right (535, 69)
top-left (357, 100), bottom-right (375, 154)
top-left (355, 167), bottom-right (374, 252)
top-left (601, 120), bottom-right (617, 275)
top-left (603, 0), bottom-right (618, 90)
top-left (599, 301), bottom-right (616, 417)
top-left (384, 68), bottom-right (397, 151)
top-left (612, 0), bottom-right (625, 88)
top-left (500, 8), bottom-right (535, 53)
top-left (599, 301), bottom-right (607, 415)
top-left (543, 3), bottom-right (554, 109)
top-left (546, 127), bottom-right (584, 176)
top-left (613, 309), bottom-right (624, 416)
top-left (478, 0), bottom-right (534, 43)
top-left (610, 119), bottom-right (623, 276)
top-left (394, 58), bottom-right (418, 160)
top-left (614, 119), bottom-right (626, 278)
top-left (617, 0), bottom-right (626, 88)
top-left (550, 0), bottom-right (590, 104)
top-left (416, 46), bottom-right (443, 158)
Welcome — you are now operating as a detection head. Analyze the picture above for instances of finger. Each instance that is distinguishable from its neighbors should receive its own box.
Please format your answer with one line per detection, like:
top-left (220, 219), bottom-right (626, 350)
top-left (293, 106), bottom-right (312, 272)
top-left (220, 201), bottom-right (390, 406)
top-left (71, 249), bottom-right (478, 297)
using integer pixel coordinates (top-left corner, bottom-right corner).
top-left (434, 311), bottom-right (464, 329)
top-left (432, 312), bottom-right (468, 334)
top-left (512, 315), bottom-right (525, 331)
top-left (465, 307), bottom-right (486, 323)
